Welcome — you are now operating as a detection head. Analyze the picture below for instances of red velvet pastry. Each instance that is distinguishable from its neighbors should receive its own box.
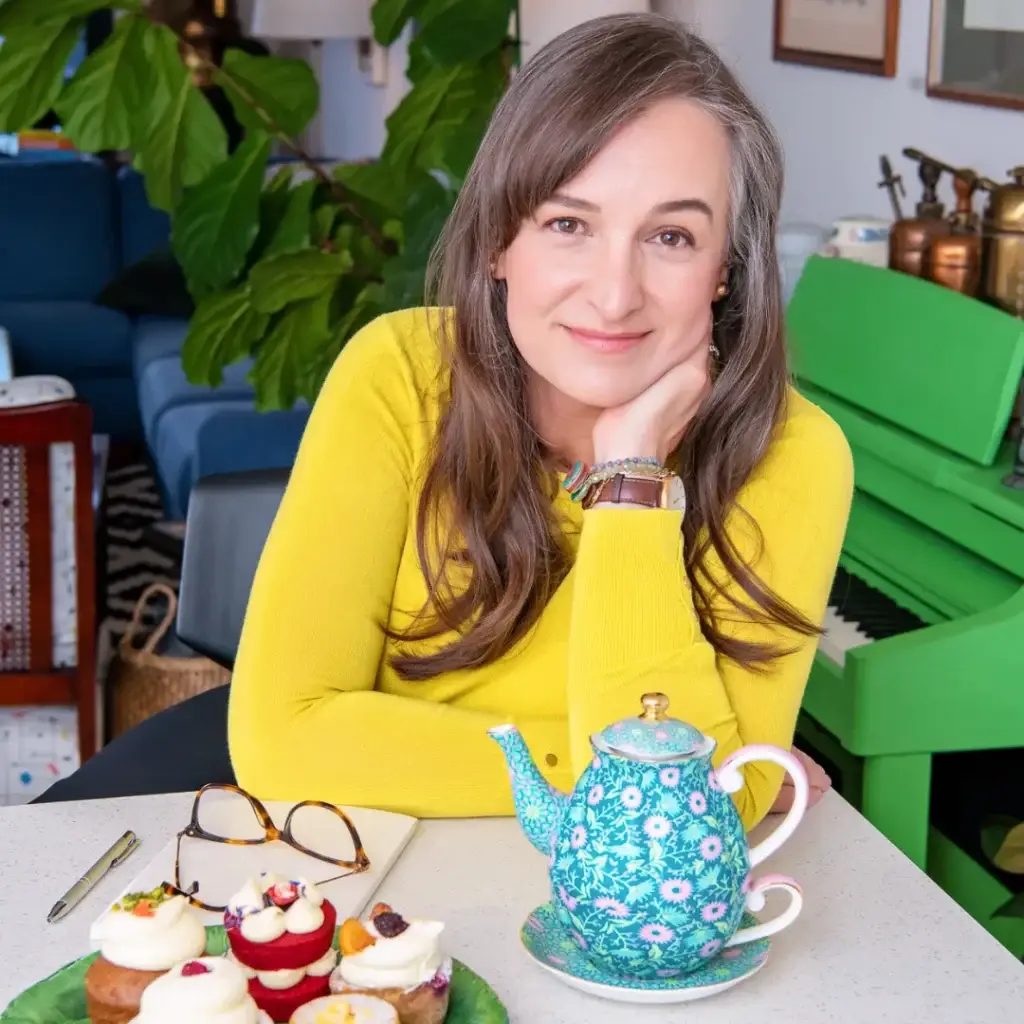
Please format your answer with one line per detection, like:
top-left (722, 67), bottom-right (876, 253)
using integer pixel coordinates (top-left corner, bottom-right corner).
top-left (223, 874), bottom-right (339, 1023)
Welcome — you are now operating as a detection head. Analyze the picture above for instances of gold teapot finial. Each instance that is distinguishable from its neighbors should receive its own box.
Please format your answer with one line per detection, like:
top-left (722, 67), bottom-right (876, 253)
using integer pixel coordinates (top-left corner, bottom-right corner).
top-left (639, 692), bottom-right (670, 722)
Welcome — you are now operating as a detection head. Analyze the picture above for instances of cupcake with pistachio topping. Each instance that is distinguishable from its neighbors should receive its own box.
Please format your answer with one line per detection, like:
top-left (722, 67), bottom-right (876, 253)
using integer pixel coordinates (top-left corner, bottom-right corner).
top-left (85, 887), bottom-right (207, 1024)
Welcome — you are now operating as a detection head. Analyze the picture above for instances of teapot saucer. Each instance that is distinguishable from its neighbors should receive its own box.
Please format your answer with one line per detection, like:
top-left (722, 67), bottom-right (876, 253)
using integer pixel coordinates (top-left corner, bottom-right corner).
top-left (520, 903), bottom-right (770, 1005)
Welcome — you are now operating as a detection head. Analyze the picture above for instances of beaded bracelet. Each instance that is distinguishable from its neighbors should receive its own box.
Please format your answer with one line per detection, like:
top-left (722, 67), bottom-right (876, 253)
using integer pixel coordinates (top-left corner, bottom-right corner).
top-left (562, 457), bottom-right (669, 503)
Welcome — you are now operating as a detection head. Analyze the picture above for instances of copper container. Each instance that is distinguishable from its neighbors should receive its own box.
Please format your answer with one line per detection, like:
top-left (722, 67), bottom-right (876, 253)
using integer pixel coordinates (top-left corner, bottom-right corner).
top-left (889, 217), bottom-right (952, 278)
top-left (927, 171), bottom-right (982, 297)
top-left (981, 167), bottom-right (1024, 315)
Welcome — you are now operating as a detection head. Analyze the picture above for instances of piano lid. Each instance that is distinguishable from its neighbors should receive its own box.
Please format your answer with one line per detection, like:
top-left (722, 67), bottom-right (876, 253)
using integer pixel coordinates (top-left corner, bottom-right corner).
top-left (786, 256), bottom-right (1024, 467)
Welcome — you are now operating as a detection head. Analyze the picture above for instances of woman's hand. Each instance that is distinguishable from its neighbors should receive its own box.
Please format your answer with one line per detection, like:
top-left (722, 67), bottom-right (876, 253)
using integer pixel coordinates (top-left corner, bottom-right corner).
top-left (591, 328), bottom-right (712, 465)
top-left (770, 747), bottom-right (832, 814)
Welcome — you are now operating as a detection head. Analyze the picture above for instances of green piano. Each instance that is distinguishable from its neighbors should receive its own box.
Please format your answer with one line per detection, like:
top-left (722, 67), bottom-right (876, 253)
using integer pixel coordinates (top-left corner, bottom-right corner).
top-left (786, 255), bottom-right (1024, 956)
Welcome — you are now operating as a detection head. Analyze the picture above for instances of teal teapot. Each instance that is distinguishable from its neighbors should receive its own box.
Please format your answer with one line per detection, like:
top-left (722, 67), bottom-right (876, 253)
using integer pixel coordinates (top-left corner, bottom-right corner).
top-left (488, 693), bottom-right (808, 979)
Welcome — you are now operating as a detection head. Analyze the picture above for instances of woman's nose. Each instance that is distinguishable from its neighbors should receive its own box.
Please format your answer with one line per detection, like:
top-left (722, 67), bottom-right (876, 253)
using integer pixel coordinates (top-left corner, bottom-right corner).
top-left (586, 243), bottom-right (644, 321)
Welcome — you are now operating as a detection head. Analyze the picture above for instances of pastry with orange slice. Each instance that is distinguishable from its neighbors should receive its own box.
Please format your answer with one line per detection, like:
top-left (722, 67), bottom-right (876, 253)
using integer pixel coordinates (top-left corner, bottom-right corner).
top-left (330, 904), bottom-right (451, 1024)
top-left (85, 887), bottom-right (206, 1024)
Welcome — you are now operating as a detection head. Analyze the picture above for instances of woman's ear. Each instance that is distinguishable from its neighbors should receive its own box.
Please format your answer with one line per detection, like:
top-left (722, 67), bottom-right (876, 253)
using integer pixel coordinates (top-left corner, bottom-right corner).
top-left (491, 252), bottom-right (507, 280)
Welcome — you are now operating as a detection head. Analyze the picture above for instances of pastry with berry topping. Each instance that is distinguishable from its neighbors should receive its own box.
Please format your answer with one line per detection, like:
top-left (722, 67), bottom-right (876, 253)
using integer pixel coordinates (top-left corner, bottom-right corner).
top-left (329, 904), bottom-right (451, 1024)
top-left (127, 956), bottom-right (273, 1023)
top-left (85, 887), bottom-right (206, 1024)
top-left (223, 872), bottom-right (339, 1022)
top-left (289, 993), bottom-right (399, 1024)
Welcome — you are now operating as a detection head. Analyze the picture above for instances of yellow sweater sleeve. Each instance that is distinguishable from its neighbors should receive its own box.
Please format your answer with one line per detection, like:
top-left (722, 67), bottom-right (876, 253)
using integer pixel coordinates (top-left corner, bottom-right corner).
top-left (227, 319), bottom-right (563, 817)
top-left (568, 401), bottom-right (853, 830)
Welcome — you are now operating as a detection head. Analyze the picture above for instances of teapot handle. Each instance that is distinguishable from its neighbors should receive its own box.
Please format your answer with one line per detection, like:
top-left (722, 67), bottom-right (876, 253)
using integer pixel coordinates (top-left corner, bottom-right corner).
top-left (724, 875), bottom-right (803, 948)
top-left (716, 745), bottom-right (809, 868)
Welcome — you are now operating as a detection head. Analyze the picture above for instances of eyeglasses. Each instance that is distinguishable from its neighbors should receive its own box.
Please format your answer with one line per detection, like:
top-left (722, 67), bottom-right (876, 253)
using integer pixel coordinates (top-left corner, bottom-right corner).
top-left (165, 783), bottom-right (371, 912)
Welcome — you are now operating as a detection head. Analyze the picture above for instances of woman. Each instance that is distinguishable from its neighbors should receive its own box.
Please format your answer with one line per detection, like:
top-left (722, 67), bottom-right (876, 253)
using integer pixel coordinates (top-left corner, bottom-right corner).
top-left (37, 13), bottom-right (844, 824)
top-left (225, 12), bottom-right (851, 831)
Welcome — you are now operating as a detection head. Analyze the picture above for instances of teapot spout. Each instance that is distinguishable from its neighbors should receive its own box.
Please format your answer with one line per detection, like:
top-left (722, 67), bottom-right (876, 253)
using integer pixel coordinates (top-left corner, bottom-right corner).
top-left (488, 724), bottom-right (568, 855)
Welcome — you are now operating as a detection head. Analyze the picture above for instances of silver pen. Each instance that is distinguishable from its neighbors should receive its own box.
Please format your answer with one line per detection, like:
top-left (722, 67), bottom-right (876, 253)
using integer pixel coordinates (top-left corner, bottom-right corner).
top-left (47, 830), bottom-right (141, 923)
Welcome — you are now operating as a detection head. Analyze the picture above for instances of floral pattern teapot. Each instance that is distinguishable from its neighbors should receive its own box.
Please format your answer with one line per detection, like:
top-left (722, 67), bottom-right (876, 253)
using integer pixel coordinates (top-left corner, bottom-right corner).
top-left (488, 693), bottom-right (808, 979)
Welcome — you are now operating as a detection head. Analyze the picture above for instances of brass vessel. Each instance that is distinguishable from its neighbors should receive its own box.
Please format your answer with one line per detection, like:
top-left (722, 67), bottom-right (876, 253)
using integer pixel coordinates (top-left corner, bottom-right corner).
top-left (981, 167), bottom-right (1024, 315)
top-left (888, 149), bottom-right (952, 279)
top-left (927, 170), bottom-right (982, 297)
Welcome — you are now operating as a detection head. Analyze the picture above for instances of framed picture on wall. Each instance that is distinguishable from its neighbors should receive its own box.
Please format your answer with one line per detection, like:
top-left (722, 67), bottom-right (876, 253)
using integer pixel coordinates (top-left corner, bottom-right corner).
top-left (773, 0), bottom-right (901, 77)
top-left (928, 0), bottom-right (1024, 111)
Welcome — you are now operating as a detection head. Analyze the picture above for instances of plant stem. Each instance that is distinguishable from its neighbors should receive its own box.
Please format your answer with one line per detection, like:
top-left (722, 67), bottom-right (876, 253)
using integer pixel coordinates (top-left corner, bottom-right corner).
top-left (183, 41), bottom-right (395, 256)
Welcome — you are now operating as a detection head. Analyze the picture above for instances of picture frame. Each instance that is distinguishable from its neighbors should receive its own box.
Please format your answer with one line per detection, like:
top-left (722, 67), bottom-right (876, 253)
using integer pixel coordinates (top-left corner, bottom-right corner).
top-left (927, 0), bottom-right (1024, 111)
top-left (773, 0), bottom-right (901, 77)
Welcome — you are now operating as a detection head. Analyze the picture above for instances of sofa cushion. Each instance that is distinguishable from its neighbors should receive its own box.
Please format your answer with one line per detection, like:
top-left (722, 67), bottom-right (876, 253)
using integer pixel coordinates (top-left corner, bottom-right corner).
top-left (139, 353), bottom-right (255, 448)
top-left (152, 399), bottom-right (261, 519)
top-left (0, 301), bottom-right (132, 377)
top-left (116, 166), bottom-right (172, 267)
top-left (0, 159), bottom-right (119, 301)
top-left (132, 316), bottom-right (190, 380)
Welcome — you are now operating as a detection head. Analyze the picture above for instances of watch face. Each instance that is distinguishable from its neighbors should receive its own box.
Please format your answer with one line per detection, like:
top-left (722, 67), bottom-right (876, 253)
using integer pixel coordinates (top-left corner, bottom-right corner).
top-left (664, 475), bottom-right (687, 512)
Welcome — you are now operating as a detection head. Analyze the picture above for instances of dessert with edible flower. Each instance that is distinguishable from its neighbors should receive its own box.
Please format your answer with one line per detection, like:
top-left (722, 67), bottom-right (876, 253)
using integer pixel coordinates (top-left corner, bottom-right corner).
top-left (289, 993), bottom-right (399, 1024)
top-left (126, 956), bottom-right (273, 1023)
top-left (224, 872), bottom-right (339, 1022)
top-left (85, 887), bottom-right (206, 1024)
top-left (329, 904), bottom-right (451, 1024)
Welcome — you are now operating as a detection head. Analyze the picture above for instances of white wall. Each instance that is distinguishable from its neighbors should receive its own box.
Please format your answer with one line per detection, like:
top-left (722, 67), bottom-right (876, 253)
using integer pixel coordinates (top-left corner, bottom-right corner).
top-left (655, 0), bottom-right (1024, 230)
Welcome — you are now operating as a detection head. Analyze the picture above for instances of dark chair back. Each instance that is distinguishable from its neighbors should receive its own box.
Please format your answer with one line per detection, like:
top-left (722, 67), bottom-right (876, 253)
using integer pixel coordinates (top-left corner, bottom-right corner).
top-left (177, 469), bottom-right (289, 669)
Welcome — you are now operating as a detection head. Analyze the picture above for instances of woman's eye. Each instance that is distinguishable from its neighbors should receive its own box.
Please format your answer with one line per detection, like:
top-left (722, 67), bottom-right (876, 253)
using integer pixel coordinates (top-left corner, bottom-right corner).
top-left (656, 229), bottom-right (693, 248)
top-left (549, 217), bottom-right (582, 235)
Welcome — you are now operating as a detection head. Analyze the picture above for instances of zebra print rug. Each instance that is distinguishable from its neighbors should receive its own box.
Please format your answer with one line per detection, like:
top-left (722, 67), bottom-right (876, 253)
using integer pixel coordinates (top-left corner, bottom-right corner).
top-left (102, 457), bottom-right (182, 640)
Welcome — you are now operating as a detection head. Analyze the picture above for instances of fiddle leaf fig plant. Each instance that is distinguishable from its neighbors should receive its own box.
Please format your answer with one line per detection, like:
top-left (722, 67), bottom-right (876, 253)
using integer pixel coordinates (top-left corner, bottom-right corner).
top-left (0, 0), bottom-right (516, 409)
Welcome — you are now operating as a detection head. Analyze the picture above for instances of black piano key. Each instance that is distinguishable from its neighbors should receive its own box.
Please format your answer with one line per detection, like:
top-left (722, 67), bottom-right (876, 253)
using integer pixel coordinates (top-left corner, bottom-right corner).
top-left (829, 566), bottom-right (927, 640)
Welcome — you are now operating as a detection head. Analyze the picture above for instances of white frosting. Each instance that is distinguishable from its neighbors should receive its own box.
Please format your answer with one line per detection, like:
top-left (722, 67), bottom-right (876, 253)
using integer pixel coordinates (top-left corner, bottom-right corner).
top-left (127, 957), bottom-right (271, 1024)
top-left (333, 919), bottom-right (446, 992)
top-left (291, 994), bottom-right (399, 1024)
top-left (89, 894), bottom-right (206, 972)
top-left (227, 874), bottom-right (326, 943)
top-left (227, 945), bottom-right (338, 989)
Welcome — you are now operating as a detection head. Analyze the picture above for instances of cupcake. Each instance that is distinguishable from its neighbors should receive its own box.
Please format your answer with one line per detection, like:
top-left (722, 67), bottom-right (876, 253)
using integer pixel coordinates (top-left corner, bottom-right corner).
top-left (329, 904), bottom-right (451, 1024)
top-left (224, 872), bottom-right (339, 1022)
top-left (128, 956), bottom-right (273, 1023)
top-left (289, 994), bottom-right (398, 1024)
top-left (85, 887), bottom-right (207, 1024)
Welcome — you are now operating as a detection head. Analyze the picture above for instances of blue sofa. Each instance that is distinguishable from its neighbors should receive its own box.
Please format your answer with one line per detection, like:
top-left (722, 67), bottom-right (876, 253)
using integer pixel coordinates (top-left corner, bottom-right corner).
top-left (0, 156), bottom-right (309, 518)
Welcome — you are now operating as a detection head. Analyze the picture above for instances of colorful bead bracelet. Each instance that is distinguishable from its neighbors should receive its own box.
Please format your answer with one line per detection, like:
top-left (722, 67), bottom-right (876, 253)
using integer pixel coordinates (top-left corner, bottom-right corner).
top-left (562, 457), bottom-right (668, 503)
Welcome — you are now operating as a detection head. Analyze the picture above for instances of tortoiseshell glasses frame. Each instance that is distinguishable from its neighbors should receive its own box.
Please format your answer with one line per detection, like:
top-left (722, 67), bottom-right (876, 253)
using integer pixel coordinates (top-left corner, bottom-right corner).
top-left (165, 782), bottom-right (371, 912)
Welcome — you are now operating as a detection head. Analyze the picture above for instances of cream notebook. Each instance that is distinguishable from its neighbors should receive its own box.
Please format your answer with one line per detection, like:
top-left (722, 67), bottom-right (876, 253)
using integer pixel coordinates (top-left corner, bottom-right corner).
top-left (92, 793), bottom-right (419, 931)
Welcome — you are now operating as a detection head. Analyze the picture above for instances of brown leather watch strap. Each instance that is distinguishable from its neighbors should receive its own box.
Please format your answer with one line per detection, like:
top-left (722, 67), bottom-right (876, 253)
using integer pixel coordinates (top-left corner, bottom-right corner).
top-left (582, 473), bottom-right (664, 510)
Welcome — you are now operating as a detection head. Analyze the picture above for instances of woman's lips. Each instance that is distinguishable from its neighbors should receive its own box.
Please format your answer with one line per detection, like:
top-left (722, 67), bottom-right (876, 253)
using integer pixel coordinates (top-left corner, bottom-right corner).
top-left (565, 326), bottom-right (651, 354)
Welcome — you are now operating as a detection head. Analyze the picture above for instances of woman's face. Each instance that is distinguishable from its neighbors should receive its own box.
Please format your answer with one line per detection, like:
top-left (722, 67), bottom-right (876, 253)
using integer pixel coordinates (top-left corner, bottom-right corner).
top-left (495, 97), bottom-right (732, 412)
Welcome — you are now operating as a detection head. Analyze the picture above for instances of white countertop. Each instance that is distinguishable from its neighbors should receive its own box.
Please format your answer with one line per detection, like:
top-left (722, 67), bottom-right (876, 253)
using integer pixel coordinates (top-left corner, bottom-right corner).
top-left (2, 790), bottom-right (1023, 1021)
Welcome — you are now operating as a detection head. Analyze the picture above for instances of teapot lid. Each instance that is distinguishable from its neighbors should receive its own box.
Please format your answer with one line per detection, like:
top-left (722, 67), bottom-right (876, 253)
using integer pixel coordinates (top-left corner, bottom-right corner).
top-left (595, 693), bottom-right (706, 761)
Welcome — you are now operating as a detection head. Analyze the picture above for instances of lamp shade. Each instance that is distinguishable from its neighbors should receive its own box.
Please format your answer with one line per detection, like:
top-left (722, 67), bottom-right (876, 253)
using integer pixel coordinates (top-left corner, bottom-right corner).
top-left (249, 0), bottom-right (372, 40)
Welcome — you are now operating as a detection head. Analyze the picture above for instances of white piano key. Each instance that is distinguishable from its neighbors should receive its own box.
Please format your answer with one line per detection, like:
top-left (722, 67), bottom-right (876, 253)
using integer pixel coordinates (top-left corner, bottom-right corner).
top-left (819, 605), bottom-right (874, 667)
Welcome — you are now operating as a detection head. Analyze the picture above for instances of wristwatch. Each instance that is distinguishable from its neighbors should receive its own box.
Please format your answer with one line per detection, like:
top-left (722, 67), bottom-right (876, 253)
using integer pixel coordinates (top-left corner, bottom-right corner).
top-left (582, 472), bottom-right (686, 512)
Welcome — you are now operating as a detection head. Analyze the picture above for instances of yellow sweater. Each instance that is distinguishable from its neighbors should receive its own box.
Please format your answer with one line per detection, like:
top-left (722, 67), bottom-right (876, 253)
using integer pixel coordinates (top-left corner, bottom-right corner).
top-left (228, 308), bottom-right (853, 830)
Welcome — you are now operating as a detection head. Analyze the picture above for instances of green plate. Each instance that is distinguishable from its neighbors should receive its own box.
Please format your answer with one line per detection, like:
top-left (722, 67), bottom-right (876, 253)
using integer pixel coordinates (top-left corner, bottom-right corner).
top-left (1, 926), bottom-right (508, 1024)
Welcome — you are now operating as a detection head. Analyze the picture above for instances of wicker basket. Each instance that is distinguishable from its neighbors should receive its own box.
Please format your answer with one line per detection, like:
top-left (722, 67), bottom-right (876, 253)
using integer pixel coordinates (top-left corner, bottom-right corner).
top-left (109, 582), bottom-right (231, 738)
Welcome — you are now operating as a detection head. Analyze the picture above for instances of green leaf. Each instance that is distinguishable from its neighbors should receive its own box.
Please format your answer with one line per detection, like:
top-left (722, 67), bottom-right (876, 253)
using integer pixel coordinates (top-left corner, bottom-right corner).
top-left (55, 14), bottom-right (153, 154)
top-left (250, 292), bottom-right (335, 410)
top-left (171, 131), bottom-right (272, 295)
top-left (410, 0), bottom-right (513, 68)
top-left (381, 59), bottom-right (504, 184)
top-left (0, 0), bottom-right (127, 32)
top-left (219, 49), bottom-right (319, 139)
top-left (181, 285), bottom-right (270, 387)
top-left (135, 25), bottom-right (228, 212)
top-left (264, 179), bottom-right (318, 258)
top-left (0, 17), bottom-right (85, 133)
top-left (248, 249), bottom-right (354, 314)
top-left (335, 160), bottom-right (409, 224)
top-left (625, 880), bottom-right (653, 904)
top-left (371, 0), bottom-right (427, 46)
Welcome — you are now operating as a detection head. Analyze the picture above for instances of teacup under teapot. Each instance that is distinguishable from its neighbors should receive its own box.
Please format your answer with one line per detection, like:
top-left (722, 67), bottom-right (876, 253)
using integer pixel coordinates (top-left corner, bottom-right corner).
top-left (489, 693), bottom-right (808, 980)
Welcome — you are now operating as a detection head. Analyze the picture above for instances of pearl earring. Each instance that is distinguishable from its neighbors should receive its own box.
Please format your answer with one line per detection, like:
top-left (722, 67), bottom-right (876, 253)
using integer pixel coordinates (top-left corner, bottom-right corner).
top-left (715, 282), bottom-right (728, 299)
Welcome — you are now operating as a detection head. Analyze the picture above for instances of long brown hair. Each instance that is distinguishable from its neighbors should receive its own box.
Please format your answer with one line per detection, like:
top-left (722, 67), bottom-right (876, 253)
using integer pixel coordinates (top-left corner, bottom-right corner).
top-left (390, 13), bottom-right (820, 680)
